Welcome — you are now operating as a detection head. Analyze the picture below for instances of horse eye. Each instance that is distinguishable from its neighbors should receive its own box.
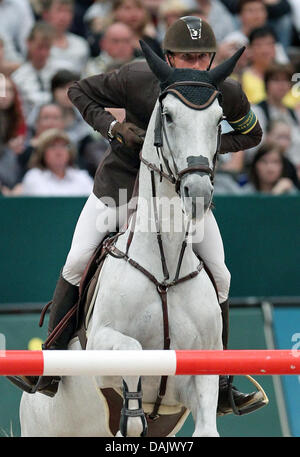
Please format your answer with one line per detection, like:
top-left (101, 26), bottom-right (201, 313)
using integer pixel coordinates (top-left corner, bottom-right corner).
top-left (163, 111), bottom-right (173, 123)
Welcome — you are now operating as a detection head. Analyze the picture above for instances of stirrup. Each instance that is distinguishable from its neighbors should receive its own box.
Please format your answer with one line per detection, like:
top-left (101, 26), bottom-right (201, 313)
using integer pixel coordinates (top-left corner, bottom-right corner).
top-left (6, 375), bottom-right (38, 394)
top-left (6, 374), bottom-right (60, 398)
top-left (228, 375), bottom-right (269, 416)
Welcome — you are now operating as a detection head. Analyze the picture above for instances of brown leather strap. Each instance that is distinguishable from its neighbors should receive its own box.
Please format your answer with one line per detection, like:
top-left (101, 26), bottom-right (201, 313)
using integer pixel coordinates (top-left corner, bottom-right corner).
top-left (42, 302), bottom-right (78, 349)
top-left (148, 286), bottom-right (170, 420)
top-left (140, 153), bottom-right (175, 184)
top-left (177, 165), bottom-right (214, 179)
top-left (39, 300), bottom-right (53, 328)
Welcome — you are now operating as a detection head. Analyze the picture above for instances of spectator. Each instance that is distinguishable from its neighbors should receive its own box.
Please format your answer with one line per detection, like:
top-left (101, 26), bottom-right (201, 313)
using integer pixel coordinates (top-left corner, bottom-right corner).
top-left (221, 0), bottom-right (288, 66)
top-left (21, 128), bottom-right (93, 196)
top-left (0, 0), bottom-right (35, 58)
top-left (0, 75), bottom-right (26, 145)
top-left (250, 63), bottom-right (300, 165)
top-left (0, 36), bottom-right (23, 76)
top-left (41, 0), bottom-right (90, 73)
top-left (11, 21), bottom-right (67, 117)
top-left (111, 0), bottom-right (164, 59)
top-left (243, 142), bottom-right (298, 194)
top-left (84, 22), bottom-right (135, 77)
top-left (0, 75), bottom-right (26, 191)
top-left (266, 120), bottom-right (300, 185)
top-left (253, 63), bottom-right (299, 131)
top-left (241, 25), bottom-right (277, 104)
top-left (50, 69), bottom-right (99, 172)
top-left (214, 164), bottom-right (246, 194)
top-left (30, 103), bottom-right (65, 140)
top-left (263, 0), bottom-right (292, 50)
top-left (18, 102), bottom-right (65, 175)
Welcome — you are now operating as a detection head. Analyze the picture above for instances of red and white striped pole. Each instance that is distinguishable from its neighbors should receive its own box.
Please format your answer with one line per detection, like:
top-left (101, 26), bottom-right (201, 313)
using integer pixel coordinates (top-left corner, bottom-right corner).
top-left (0, 350), bottom-right (300, 376)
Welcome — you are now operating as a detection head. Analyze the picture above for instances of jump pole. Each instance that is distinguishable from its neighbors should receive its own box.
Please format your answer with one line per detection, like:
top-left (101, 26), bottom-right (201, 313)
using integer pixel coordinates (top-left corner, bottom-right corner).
top-left (0, 350), bottom-right (300, 376)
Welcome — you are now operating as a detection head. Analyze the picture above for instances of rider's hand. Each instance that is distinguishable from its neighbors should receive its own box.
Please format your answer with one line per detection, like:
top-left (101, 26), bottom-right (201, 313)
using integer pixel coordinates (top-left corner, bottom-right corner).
top-left (111, 122), bottom-right (145, 149)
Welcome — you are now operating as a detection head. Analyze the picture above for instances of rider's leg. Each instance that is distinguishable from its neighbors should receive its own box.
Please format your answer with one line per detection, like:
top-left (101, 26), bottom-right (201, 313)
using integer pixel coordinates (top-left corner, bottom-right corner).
top-left (47, 192), bottom-right (120, 348)
top-left (193, 209), bottom-right (261, 415)
top-left (18, 193), bottom-right (123, 396)
top-left (192, 208), bottom-right (230, 305)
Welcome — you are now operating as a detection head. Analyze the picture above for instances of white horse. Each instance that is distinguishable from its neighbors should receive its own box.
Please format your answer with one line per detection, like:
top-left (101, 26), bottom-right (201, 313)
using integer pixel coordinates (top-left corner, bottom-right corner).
top-left (20, 43), bottom-right (245, 437)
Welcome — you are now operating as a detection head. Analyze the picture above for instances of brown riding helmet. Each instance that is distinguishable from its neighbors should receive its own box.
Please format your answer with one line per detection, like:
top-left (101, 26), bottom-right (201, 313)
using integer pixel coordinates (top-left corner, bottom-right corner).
top-left (163, 16), bottom-right (217, 54)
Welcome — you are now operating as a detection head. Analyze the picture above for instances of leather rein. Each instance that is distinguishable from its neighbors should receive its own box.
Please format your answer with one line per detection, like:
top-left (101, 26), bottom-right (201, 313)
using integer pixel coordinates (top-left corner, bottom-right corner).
top-left (104, 81), bottom-right (222, 420)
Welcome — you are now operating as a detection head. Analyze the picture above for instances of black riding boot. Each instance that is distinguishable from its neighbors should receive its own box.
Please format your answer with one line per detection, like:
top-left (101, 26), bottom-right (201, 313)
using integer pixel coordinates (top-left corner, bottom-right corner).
top-left (217, 300), bottom-right (262, 416)
top-left (8, 273), bottom-right (79, 397)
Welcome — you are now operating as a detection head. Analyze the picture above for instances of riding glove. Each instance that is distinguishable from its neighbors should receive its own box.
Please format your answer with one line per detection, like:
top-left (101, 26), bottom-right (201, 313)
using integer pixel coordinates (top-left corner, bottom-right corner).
top-left (111, 121), bottom-right (145, 150)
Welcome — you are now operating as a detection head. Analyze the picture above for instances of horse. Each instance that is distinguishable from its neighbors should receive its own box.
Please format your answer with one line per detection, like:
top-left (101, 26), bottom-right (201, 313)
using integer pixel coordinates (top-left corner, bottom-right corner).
top-left (19, 42), bottom-right (245, 437)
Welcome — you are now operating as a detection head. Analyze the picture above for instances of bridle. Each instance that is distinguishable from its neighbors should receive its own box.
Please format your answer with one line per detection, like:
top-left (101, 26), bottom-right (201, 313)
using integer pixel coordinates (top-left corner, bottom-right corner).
top-left (103, 80), bottom-right (221, 423)
top-left (140, 80), bottom-right (222, 195)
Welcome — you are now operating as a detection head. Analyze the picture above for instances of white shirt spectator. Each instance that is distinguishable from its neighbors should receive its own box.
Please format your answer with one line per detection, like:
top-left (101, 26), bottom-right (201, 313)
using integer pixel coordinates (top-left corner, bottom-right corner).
top-left (0, 33), bottom-right (23, 63)
top-left (50, 33), bottom-right (90, 74)
top-left (22, 167), bottom-right (93, 196)
top-left (11, 58), bottom-right (72, 116)
top-left (0, 0), bottom-right (34, 57)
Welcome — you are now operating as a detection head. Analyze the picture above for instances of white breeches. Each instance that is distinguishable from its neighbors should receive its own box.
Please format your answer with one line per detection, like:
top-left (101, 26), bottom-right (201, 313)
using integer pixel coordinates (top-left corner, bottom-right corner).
top-left (193, 209), bottom-right (231, 303)
top-left (63, 193), bottom-right (230, 302)
top-left (63, 193), bottom-right (123, 286)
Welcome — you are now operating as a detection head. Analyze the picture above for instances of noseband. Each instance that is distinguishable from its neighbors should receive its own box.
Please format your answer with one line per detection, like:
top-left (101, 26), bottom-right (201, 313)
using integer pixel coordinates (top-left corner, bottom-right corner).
top-left (140, 81), bottom-right (222, 194)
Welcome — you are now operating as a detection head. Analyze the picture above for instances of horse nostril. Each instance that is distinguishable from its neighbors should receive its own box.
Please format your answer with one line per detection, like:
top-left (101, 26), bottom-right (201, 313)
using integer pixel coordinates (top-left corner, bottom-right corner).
top-left (183, 186), bottom-right (189, 198)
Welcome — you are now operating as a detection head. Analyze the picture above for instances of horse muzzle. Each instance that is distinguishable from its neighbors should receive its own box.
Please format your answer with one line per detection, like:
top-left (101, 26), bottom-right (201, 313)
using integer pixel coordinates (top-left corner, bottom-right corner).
top-left (180, 174), bottom-right (213, 220)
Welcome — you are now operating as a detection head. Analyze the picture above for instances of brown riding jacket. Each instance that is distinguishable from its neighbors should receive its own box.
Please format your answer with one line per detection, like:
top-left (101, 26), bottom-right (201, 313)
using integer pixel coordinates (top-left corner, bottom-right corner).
top-left (68, 60), bottom-right (262, 206)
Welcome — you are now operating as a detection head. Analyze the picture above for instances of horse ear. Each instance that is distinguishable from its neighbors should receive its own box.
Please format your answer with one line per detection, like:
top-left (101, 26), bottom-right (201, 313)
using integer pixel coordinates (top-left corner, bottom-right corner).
top-left (139, 40), bottom-right (174, 83)
top-left (208, 46), bottom-right (245, 86)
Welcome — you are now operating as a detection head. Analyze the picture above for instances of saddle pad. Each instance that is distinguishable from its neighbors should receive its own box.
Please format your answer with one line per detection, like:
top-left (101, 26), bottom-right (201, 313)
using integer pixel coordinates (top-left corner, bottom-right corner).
top-left (98, 387), bottom-right (190, 437)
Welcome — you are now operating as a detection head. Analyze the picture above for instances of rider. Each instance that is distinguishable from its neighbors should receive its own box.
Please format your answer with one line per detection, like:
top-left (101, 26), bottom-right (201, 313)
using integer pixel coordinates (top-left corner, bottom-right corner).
top-left (15, 17), bottom-right (264, 415)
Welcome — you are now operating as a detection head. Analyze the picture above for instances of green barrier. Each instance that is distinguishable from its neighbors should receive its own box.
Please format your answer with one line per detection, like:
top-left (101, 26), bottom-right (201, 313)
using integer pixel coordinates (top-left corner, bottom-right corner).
top-left (0, 308), bottom-right (283, 437)
top-left (0, 314), bottom-right (48, 437)
top-left (1, 195), bottom-right (299, 304)
top-left (214, 195), bottom-right (300, 300)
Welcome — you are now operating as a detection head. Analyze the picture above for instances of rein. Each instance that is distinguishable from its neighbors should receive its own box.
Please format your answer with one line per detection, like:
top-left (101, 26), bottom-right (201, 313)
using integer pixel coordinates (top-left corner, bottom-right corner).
top-left (104, 81), bottom-right (222, 420)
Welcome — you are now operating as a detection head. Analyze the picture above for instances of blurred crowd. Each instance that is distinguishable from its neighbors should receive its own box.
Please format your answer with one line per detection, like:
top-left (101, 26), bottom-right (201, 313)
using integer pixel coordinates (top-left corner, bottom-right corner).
top-left (0, 0), bottom-right (300, 197)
